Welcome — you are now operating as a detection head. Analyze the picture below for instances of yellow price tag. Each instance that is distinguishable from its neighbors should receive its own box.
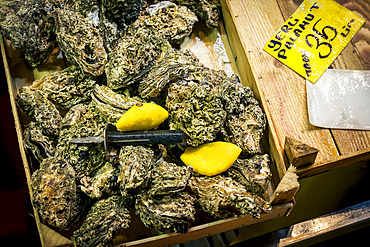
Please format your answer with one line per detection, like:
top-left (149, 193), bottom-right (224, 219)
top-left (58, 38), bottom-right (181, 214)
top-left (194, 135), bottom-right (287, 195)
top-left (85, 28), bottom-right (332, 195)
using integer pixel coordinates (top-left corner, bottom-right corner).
top-left (264, 0), bottom-right (365, 83)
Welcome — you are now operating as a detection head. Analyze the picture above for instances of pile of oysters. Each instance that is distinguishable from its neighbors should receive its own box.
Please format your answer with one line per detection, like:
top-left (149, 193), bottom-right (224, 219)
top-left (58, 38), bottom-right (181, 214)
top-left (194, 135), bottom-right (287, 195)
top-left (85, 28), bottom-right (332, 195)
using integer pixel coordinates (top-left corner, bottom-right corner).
top-left (1, 0), bottom-right (272, 246)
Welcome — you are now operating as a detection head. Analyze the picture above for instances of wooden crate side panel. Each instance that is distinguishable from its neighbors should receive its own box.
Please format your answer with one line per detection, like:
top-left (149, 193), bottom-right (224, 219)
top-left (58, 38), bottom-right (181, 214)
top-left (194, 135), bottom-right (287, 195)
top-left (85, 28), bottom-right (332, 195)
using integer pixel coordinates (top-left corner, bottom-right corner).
top-left (118, 203), bottom-right (293, 247)
top-left (297, 147), bottom-right (370, 178)
top-left (1, 36), bottom-right (45, 247)
top-left (275, 0), bottom-right (370, 156)
top-left (222, 0), bottom-right (340, 170)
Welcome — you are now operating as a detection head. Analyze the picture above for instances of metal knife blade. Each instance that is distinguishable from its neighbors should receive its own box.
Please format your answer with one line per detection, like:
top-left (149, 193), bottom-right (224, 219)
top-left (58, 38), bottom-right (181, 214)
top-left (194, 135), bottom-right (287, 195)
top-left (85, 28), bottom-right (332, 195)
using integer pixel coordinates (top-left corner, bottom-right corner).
top-left (69, 136), bottom-right (104, 144)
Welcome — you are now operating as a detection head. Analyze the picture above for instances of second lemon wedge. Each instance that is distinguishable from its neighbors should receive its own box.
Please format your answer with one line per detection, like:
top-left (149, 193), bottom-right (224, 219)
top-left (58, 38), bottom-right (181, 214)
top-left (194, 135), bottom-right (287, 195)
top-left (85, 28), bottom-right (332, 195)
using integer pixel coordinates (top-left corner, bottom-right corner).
top-left (180, 141), bottom-right (242, 176)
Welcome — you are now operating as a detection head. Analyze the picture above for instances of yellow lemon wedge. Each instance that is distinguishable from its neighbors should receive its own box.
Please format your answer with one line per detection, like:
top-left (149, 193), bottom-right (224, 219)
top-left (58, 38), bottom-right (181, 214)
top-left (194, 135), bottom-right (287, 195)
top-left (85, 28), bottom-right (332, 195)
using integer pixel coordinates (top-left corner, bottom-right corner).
top-left (180, 141), bottom-right (242, 176)
top-left (116, 103), bottom-right (169, 131)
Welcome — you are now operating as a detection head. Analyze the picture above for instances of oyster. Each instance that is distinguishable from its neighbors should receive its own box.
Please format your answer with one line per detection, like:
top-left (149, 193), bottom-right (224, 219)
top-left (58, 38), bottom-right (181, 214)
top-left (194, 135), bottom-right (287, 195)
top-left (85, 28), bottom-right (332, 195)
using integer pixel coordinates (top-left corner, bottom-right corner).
top-left (17, 87), bottom-right (62, 137)
top-left (220, 76), bottom-right (266, 154)
top-left (135, 159), bottom-right (195, 233)
top-left (0, 0), bottom-right (55, 67)
top-left (106, 27), bottom-right (171, 89)
top-left (80, 162), bottom-right (120, 199)
top-left (166, 68), bottom-right (227, 146)
top-left (101, 0), bottom-right (146, 28)
top-left (30, 65), bottom-right (96, 110)
top-left (139, 49), bottom-right (201, 99)
top-left (135, 1), bottom-right (198, 45)
top-left (55, 103), bottom-right (106, 179)
top-left (149, 159), bottom-right (192, 196)
top-left (23, 121), bottom-right (56, 163)
top-left (118, 145), bottom-right (155, 196)
top-left (172, 0), bottom-right (220, 28)
top-left (73, 195), bottom-right (131, 247)
top-left (135, 191), bottom-right (196, 233)
top-left (226, 154), bottom-right (271, 198)
top-left (97, 12), bottom-right (121, 54)
top-left (31, 157), bottom-right (84, 230)
top-left (73, 0), bottom-right (100, 17)
top-left (91, 84), bottom-right (143, 125)
top-left (188, 175), bottom-right (271, 219)
top-left (55, 8), bottom-right (107, 76)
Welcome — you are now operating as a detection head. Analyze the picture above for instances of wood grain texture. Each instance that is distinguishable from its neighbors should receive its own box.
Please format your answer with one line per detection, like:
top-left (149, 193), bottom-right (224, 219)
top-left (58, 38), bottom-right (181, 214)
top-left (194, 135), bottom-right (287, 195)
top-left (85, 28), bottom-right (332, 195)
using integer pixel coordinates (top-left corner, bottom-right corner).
top-left (40, 224), bottom-right (73, 247)
top-left (275, 0), bottom-right (370, 155)
top-left (297, 147), bottom-right (370, 178)
top-left (270, 165), bottom-right (300, 204)
top-left (222, 0), bottom-right (340, 178)
top-left (279, 200), bottom-right (370, 246)
top-left (284, 136), bottom-right (319, 167)
top-left (118, 203), bottom-right (293, 247)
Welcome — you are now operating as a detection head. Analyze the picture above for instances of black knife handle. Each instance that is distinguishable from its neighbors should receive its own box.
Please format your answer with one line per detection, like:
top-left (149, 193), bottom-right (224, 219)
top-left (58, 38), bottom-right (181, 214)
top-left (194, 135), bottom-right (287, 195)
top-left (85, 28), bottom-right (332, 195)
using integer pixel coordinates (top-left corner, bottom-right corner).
top-left (106, 129), bottom-right (185, 146)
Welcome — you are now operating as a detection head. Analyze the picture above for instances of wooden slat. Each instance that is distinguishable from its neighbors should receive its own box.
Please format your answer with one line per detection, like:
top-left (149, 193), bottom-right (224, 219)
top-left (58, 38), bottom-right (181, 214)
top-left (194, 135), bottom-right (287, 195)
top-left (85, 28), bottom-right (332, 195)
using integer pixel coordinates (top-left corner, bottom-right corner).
top-left (330, 0), bottom-right (370, 155)
top-left (221, 0), bottom-right (340, 181)
top-left (336, 0), bottom-right (370, 70)
top-left (279, 200), bottom-right (370, 246)
top-left (297, 147), bottom-right (370, 178)
top-left (275, 0), bottom-right (370, 156)
top-left (117, 203), bottom-right (294, 247)
top-left (1, 36), bottom-right (45, 247)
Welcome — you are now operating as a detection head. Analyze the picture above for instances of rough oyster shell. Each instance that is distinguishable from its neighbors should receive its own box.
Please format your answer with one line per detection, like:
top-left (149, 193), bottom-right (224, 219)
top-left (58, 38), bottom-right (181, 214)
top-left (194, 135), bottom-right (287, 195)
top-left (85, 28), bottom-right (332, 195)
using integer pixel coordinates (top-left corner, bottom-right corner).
top-left (137, 1), bottom-right (198, 45)
top-left (0, 0), bottom-right (55, 67)
top-left (23, 121), bottom-right (56, 163)
top-left (135, 191), bottom-right (196, 233)
top-left (80, 162), bottom-right (120, 199)
top-left (73, 195), bottom-right (131, 247)
top-left (226, 154), bottom-right (271, 198)
top-left (17, 87), bottom-right (62, 137)
top-left (56, 8), bottom-right (107, 76)
top-left (188, 175), bottom-right (271, 219)
top-left (118, 145), bottom-right (155, 196)
top-left (166, 69), bottom-right (227, 146)
top-left (139, 49), bottom-right (201, 99)
top-left (30, 65), bottom-right (96, 110)
top-left (55, 103), bottom-right (106, 179)
top-left (172, 0), bottom-right (221, 28)
top-left (31, 157), bottom-right (84, 230)
top-left (149, 159), bottom-right (192, 196)
top-left (220, 77), bottom-right (266, 154)
top-left (106, 27), bottom-right (171, 89)
top-left (101, 0), bottom-right (146, 28)
top-left (91, 84), bottom-right (143, 125)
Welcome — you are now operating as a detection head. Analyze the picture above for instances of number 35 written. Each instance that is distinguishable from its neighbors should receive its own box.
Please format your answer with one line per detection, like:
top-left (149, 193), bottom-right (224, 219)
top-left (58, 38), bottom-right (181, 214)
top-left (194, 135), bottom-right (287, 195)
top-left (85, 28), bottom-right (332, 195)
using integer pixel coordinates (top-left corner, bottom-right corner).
top-left (305, 19), bottom-right (337, 59)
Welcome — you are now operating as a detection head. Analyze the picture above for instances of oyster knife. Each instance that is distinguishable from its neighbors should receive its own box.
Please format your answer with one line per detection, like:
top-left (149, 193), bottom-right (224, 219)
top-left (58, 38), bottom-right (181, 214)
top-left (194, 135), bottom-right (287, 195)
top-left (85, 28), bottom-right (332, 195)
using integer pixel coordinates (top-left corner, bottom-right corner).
top-left (69, 124), bottom-right (185, 150)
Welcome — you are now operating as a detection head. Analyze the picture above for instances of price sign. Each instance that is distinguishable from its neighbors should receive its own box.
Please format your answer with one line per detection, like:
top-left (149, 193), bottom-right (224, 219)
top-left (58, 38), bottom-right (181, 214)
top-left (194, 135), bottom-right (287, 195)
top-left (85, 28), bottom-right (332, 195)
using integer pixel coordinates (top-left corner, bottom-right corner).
top-left (264, 0), bottom-right (365, 83)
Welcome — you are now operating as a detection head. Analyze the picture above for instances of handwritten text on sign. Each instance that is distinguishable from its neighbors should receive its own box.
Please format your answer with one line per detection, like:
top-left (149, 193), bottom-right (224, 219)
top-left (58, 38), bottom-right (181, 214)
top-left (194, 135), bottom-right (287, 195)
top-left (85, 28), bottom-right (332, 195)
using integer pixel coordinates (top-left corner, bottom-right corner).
top-left (264, 0), bottom-right (365, 83)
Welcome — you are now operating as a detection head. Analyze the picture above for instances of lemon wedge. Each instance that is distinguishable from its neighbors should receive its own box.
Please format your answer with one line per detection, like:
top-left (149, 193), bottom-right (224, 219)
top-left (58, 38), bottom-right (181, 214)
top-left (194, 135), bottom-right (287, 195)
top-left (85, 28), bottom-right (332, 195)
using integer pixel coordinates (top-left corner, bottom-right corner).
top-left (180, 141), bottom-right (242, 176)
top-left (116, 103), bottom-right (169, 131)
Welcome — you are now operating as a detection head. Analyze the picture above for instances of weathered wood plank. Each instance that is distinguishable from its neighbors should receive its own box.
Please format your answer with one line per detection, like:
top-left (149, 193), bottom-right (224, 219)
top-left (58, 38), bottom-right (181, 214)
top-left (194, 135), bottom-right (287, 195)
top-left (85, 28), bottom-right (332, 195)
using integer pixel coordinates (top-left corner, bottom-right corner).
top-left (297, 147), bottom-right (370, 178)
top-left (117, 203), bottom-right (293, 247)
top-left (279, 200), bottom-right (370, 246)
top-left (336, 0), bottom-right (370, 69)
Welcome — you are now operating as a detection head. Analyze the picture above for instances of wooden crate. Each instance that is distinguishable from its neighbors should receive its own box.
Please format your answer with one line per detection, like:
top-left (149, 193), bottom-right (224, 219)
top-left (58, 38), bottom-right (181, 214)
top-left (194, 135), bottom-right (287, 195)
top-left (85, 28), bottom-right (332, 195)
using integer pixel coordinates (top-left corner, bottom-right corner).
top-left (2, 0), bottom-right (368, 246)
